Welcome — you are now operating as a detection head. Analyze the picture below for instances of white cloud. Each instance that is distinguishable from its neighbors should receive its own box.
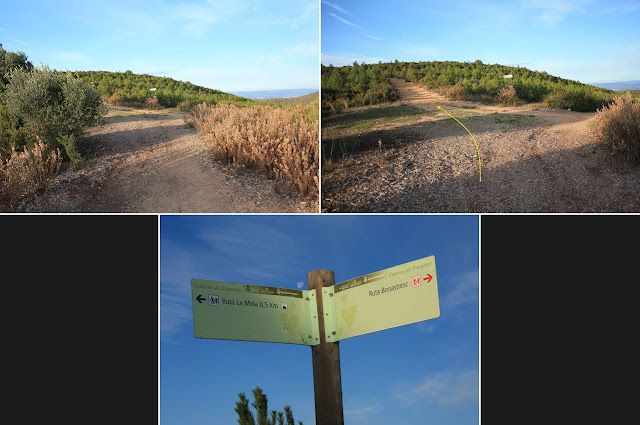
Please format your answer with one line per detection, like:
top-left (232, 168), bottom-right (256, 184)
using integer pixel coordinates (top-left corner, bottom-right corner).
top-left (322, 0), bottom-right (353, 16)
top-left (396, 369), bottom-right (479, 408)
top-left (328, 12), bottom-right (359, 27)
top-left (173, 3), bottom-right (223, 37)
top-left (345, 402), bottom-right (382, 415)
top-left (172, 0), bottom-right (252, 36)
top-left (253, 1), bottom-right (317, 27)
top-left (601, 1), bottom-right (640, 14)
top-left (441, 270), bottom-right (479, 312)
top-left (8, 37), bottom-right (29, 45)
top-left (360, 32), bottom-right (382, 41)
top-left (523, 0), bottom-right (593, 28)
top-left (285, 41), bottom-right (319, 56)
top-left (160, 293), bottom-right (192, 342)
top-left (416, 323), bottom-right (436, 334)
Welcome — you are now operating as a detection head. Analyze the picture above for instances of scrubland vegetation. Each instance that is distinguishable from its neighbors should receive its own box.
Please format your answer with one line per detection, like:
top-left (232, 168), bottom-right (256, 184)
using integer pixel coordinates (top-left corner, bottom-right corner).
top-left (322, 59), bottom-right (640, 177)
top-left (1, 45), bottom-right (103, 209)
top-left (2, 44), bottom-right (320, 210)
top-left (186, 103), bottom-right (318, 198)
top-left (72, 70), bottom-right (260, 110)
top-left (595, 93), bottom-right (640, 163)
top-left (321, 60), bottom-right (618, 112)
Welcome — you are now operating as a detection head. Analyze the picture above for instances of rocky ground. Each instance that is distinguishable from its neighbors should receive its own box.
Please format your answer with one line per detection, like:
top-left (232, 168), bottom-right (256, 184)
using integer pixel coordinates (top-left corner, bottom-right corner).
top-left (322, 79), bottom-right (640, 212)
top-left (16, 106), bottom-right (316, 213)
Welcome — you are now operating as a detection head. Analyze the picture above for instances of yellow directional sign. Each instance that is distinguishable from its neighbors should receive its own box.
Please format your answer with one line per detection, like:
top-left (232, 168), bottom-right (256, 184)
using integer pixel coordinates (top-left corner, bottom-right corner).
top-left (322, 256), bottom-right (440, 342)
top-left (191, 279), bottom-right (320, 345)
top-left (192, 257), bottom-right (439, 346)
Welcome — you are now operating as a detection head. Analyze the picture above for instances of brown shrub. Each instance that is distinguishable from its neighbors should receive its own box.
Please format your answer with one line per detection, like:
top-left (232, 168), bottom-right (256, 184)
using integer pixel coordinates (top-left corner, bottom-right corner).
top-left (446, 85), bottom-right (466, 100)
top-left (145, 95), bottom-right (159, 110)
top-left (0, 138), bottom-right (62, 208)
top-left (186, 103), bottom-right (319, 197)
top-left (595, 93), bottom-right (640, 163)
top-left (108, 93), bottom-right (124, 106)
top-left (498, 85), bottom-right (518, 105)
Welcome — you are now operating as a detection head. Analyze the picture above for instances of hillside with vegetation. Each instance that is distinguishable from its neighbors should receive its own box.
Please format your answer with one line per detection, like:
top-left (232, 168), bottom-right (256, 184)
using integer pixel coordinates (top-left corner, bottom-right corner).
top-left (322, 60), bottom-right (619, 113)
top-left (72, 70), bottom-right (260, 109)
top-left (264, 91), bottom-right (318, 106)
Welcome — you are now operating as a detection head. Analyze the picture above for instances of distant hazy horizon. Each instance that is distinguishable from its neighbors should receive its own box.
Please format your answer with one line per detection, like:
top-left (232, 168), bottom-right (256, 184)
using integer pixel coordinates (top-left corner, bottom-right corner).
top-left (231, 87), bottom-right (319, 99)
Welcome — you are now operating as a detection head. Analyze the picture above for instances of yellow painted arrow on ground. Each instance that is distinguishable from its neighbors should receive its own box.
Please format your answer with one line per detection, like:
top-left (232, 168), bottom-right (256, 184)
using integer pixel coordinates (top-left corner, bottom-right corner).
top-left (437, 105), bottom-right (482, 182)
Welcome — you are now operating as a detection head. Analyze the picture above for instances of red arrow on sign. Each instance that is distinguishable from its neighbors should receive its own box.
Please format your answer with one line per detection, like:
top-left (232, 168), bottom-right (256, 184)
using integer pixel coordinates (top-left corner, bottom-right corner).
top-left (423, 274), bottom-right (433, 283)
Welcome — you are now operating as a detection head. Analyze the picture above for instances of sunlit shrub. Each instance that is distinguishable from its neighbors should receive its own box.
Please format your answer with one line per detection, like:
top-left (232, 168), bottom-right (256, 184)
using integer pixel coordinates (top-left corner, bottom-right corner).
top-left (0, 138), bottom-right (61, 208)
top-left (595, 93), bottom-right (640, 163)
top-left (108, 93), bottom-right (124, 106)
top-left (4, 66), bottom-right (104, 151)
top-left (498, 85), bottom-right (518, 105)
top-left (446, 85), bottom-right (466, 100)
top-left (186, 103), bottom-right (318, 197)
top-left (545, 90), bottom-right (608, 112)
top-left (145, 95), bottom-right (159, 110)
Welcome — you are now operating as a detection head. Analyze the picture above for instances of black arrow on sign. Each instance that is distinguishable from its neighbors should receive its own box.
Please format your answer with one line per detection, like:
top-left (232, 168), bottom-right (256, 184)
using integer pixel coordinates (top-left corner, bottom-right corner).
top-left (196, 295), bottom-right (206, 304)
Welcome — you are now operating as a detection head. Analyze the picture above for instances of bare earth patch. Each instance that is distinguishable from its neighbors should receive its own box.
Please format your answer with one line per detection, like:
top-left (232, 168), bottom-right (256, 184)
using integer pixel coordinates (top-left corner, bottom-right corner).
top-left (322, 79), bottom-right (640, 212)
top-left (20, 106), bottom-right (315, 213)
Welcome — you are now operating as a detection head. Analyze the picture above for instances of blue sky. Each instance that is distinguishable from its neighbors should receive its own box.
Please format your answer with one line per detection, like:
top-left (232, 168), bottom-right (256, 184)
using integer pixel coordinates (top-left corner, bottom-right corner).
top-left (160, 215), bottom-right (479, 425)
top-left (0, 0), bottom-right (318, 92)
top-left (321, 0), bottom-right (640, 84)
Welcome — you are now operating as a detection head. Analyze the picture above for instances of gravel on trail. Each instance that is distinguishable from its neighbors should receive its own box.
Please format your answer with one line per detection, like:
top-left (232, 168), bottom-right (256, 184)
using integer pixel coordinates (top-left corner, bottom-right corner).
top-left (321, 79), bottom-right (640, 213)
top-left (18, 107), bottom-right (315, 213)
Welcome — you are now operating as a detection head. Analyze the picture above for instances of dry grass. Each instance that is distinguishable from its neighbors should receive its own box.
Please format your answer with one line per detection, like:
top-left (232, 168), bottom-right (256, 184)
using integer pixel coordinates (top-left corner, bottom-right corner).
top-left (498, 85), bottom-right (518, 105)
top-left (145, 95), bottom-right (159, 110)
top-left (446, 85), bottom-right (466, 100)
top-left (595, 92), bottom-right (640, 163)
top-left (108, 93), bottom-right (124, 106)
top-left (1, 138), bottom-right (62, 209)
top-left (186, 103), bottom-right (319, 197)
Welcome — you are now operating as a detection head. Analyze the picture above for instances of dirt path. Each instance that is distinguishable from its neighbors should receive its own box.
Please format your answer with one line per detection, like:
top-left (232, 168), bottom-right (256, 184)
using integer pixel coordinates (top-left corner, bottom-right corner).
top-left (322, 80), bottom-right (640, 212)
top-left (25, 107), bottom-right (314, 213)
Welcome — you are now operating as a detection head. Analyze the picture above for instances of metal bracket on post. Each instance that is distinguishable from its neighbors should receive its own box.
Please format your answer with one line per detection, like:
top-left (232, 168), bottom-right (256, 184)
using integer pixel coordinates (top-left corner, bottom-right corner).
top-left (303, 289), bottom-right (320, 346)
top-left (322, 286), bottom-right (338, 343)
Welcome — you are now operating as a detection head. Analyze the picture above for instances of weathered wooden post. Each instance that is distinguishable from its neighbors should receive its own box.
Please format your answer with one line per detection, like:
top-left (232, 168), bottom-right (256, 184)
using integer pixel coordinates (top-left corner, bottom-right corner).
top-left (307, 270), bottom-right (344, 425)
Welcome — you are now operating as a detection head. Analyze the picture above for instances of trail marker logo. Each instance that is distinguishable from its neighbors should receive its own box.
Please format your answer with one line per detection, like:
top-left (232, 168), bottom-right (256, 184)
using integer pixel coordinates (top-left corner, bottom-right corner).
top-left (281, 303), bottom-right (288, 311)
top-left (411, 275), bottom-right (422, 288)
top-left (208, 295), bottom-right (219, 306)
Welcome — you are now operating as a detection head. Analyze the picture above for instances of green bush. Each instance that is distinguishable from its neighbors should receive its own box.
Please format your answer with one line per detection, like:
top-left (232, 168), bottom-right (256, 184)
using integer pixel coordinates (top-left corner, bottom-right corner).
top-left (0, 101), bottom-right (29, 158)
top-left (595, 93), bottom-right (640, 163)
top-left (1, 44), bottom-right (35, 158)
top-left (56, 134), bottom-right (83, 167)
top-left (321, 60), bottom-right (615, 111)
top-left (545, 90), bottom-right (608, 112)
top-left (0, 44), bottom-right (33, 89)
top-left (4, 66), bottom-right (105, 153)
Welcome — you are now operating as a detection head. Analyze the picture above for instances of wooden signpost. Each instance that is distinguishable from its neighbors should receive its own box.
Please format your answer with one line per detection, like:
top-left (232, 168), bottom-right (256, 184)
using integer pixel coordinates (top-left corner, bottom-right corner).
top-left (191, 255), bottom-right (440, 425)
